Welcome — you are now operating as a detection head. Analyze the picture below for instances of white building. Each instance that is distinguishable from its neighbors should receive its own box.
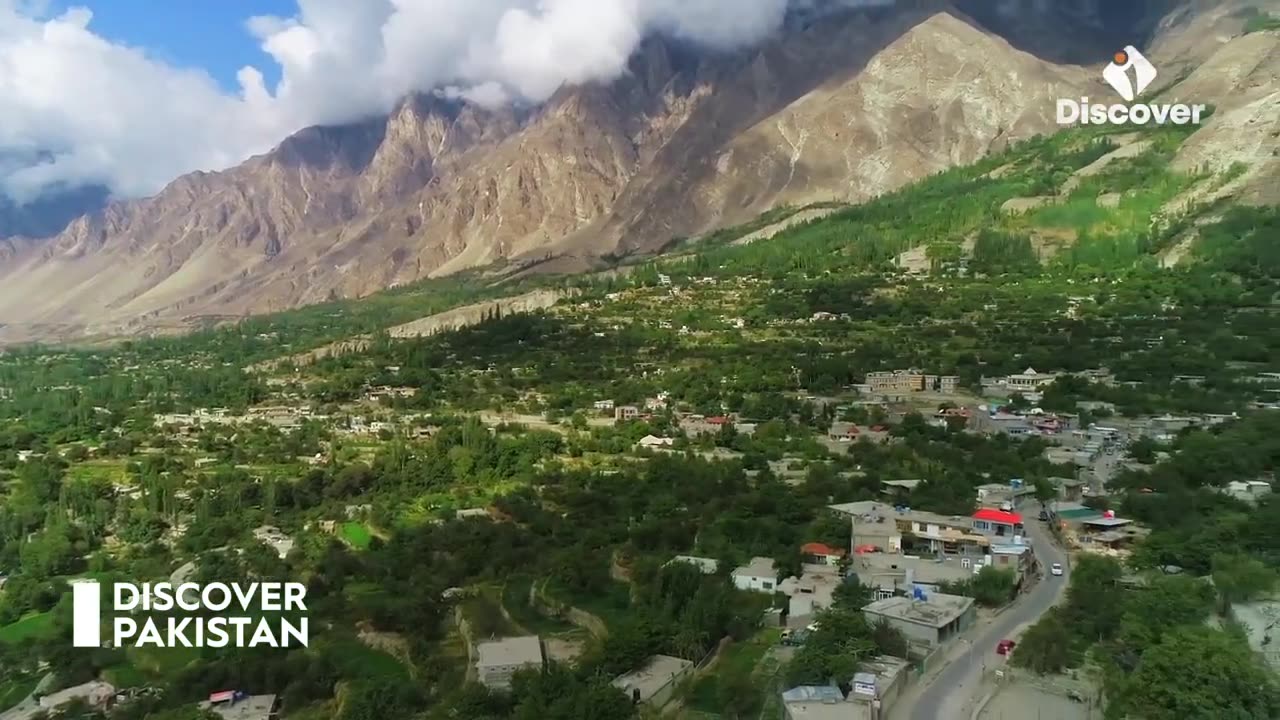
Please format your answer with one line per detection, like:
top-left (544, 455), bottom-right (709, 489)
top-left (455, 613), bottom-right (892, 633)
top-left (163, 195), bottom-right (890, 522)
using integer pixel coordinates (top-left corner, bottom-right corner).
top-left (476, 636), bottom-right (544, 689)
top-left (777, 564), bottom-right (841, 627)
top-left (667, 555), bottom-right (719, 574)
top-left (732, 557), bottom-right (779, 593)
top-left (1224, 480), bottom-right (1272, 505)
top-left (1004, 367), bottom-right (1058, 392)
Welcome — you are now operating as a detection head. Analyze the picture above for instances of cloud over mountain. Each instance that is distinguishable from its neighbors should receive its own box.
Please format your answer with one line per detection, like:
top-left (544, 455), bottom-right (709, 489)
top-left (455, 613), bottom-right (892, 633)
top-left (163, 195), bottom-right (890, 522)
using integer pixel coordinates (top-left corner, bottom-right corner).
top-left (1, 0), bottom-right (888, 204)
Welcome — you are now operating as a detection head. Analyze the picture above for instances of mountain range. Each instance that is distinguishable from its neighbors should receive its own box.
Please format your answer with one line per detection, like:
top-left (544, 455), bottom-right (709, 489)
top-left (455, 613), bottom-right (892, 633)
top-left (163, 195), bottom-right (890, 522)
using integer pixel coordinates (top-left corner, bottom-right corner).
top-left (0, 0), bottom-right (1276, 344)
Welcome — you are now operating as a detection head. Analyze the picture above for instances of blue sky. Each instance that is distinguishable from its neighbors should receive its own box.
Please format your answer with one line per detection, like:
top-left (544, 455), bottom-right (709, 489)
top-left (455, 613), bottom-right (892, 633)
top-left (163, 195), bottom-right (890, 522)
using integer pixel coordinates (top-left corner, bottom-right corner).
top-left (46, 0), bottom-right (293, 89)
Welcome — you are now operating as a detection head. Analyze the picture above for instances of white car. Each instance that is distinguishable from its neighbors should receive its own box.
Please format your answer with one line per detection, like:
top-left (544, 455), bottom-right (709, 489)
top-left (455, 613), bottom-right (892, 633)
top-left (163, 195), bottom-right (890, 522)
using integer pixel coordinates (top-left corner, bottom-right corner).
top-left (1050, 563), bottom-right (1064, 576)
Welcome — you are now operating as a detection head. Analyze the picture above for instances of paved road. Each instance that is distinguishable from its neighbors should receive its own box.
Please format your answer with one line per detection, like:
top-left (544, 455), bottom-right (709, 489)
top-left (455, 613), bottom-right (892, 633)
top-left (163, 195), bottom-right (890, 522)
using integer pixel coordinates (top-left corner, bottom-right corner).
top-left (902, 511), bottom-right (1070, 720)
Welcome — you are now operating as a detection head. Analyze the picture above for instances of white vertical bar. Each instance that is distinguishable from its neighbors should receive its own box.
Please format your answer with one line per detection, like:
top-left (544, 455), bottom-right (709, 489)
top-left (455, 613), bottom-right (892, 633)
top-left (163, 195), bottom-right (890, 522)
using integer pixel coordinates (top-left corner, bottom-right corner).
top-left (72, 582), bottom-right (102, 648)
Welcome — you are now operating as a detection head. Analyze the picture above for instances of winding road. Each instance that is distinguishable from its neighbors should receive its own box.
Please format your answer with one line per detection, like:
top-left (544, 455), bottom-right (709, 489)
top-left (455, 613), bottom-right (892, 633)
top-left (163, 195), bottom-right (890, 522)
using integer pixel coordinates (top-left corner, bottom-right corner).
top-left (894, 506), bottom-right (1070, 720)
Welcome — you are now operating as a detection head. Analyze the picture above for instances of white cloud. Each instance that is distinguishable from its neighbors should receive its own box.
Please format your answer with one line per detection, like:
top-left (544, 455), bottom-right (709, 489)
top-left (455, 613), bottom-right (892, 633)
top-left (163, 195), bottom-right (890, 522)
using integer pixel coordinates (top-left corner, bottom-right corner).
top-left (0, 0), bottom-right (882, 203)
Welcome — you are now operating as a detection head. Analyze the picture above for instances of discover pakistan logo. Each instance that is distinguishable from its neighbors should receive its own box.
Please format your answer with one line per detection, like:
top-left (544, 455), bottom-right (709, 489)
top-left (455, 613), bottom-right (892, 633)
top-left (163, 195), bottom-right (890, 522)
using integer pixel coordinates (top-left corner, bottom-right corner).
top-left (72, 580), bottom-right (308, 649)
top-left (1057, 46), bottom-right (1205, 127)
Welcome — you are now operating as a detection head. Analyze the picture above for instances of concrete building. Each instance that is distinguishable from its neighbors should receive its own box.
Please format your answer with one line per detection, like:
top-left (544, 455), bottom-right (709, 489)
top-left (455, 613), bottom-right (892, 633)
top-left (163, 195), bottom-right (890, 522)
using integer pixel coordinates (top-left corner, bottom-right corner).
top-left (880, 479), bottom-right (922, 495)
top-left (1053, 477), bottom-right (1087, 502)
top-left (778, 564), bottom-right (842, 626)
top-left (476, 636), bottom-right (544, 689)
top-left (828, 422), bottom-right (862, 442)
top-left (862, 592), bottom-right (976, 650)
top-left (831, 502), bottom-right (903, 554)
top-left (667, 555), bottom-right (719, 575)
top-left (850, 655), bottom-right (910, 719)
top-left (637, 434), bottom-right (674, 449)
top-left (1003, 367), bottom-right (1058, 393)
top-left (612, 654), bottom-right (693, 707)
top-left (732, 557), bottom-right (779, 593)
top-left (1224, 479), bottom-right (1272, 505)
top-left (864, 370), bottom-right (959, 396)
top-left (781, 685), bottom-right (850, 720)
top-left (831, 501), bottom-right (989, 557)
top-left (970, 509), bottom-right (1023, 540)
top-left (866, 370), bottom-right (924, 395)
top-left (851, 553), bottom-right (979, 599)
top-left (201, 693), bottom-right (279, 720)
top-left (801, 542), bottom-right (847, 566)
top-left (679, 415), bottom-right (733, 437)
top-left (989, 543), bottom-right (1036, 581)
top-left (615, 405), bottom-right (641, 421)
top-left (781, 655), bottom-right (909, 720)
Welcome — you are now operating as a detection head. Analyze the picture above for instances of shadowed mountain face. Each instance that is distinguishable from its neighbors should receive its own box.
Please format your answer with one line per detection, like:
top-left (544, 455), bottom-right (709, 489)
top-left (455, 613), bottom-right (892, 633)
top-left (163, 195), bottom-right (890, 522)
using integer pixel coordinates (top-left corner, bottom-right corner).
top-left (0, 0), bottom-right (1273, 342)
top-left (0, 184), bottom-right (110, 241)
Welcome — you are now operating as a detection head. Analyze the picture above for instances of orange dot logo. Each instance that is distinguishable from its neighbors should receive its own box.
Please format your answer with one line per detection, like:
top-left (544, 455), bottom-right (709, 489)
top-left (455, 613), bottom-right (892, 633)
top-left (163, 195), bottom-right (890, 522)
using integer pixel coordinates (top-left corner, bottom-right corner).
top-left (1113, 50), bottom-right (1128, 65)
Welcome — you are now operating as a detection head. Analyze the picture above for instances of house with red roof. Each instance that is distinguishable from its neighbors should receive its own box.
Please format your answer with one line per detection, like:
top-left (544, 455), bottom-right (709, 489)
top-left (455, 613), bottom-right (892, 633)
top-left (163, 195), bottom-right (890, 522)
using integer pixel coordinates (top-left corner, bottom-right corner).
top-left (828, 422), bottom-right (861, 441)
top-left (801, 542), bottom-right (848, 566)
top-left (971, 508), bottom-right (1023, 539)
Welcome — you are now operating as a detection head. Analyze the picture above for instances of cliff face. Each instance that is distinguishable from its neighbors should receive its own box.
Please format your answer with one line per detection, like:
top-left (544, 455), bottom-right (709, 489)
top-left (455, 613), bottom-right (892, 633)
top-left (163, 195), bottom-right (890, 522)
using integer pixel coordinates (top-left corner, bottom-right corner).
top-left (0, 0), bottom-right (1272, 342)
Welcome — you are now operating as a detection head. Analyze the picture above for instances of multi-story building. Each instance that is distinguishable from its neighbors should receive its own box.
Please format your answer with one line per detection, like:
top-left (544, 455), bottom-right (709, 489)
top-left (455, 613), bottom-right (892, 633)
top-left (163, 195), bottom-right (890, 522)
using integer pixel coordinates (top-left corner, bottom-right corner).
top-left (970, 508), bottom-right (1024, 540)
top-left (865, 370), bottom-right (959, 396)
top-left (831, 501), bottom-right (991, 557)
top-left (866, 371), bottom-right (925, 395)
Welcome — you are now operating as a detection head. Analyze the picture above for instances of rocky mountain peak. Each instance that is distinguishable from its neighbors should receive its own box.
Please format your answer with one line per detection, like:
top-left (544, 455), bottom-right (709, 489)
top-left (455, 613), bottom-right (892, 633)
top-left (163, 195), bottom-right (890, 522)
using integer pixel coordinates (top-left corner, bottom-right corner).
top-left (0, 0), bottom-right (1272, 344)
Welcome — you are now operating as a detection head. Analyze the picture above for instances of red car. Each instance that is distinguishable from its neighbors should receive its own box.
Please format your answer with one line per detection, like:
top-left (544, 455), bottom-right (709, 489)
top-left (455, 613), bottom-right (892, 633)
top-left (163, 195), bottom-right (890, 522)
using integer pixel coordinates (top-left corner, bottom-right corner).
top-left (996, 639), bottom-right (1017, 655)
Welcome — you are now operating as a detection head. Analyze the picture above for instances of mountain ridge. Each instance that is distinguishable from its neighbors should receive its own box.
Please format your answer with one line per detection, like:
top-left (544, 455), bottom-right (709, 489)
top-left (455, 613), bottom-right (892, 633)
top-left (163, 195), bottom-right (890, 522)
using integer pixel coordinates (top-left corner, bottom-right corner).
top-left (0, 0), bottom-right (1274, 345)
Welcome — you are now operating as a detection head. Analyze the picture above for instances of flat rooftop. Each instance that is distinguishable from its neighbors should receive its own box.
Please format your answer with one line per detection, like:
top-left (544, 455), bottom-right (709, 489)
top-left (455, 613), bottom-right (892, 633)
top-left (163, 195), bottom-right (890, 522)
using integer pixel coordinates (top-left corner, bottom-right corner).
top-left (1081, 517), bottom-right (1133, 528)
top-left (476, 636), bottom-right (543, 668)
top-left (781, 685), bottom-right (859, 720)
top-left (832, 501), bottom-right (972, 529)
top-left (852, 553), bottom-right (976, 584)
top-left (782, 685), bottom-right (844, 704)
top-left (862, 654), bottom-right (909, 687)
top-left (668, 555), bottom-right (719, 574)
top-left (732, 556), bottom-right (778, 578)
top-left (863, 592), bottom-right (974, 629)
top-left (201, 695), bottom-right (277, 720)
top-left (611, 654), bottom-right (693, 702)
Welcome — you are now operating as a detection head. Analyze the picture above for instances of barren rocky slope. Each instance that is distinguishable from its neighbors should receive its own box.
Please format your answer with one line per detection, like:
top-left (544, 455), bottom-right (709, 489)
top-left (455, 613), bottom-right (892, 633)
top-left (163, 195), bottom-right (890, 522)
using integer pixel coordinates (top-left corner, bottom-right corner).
top-left (0, 0), bottom-right (1274, 343)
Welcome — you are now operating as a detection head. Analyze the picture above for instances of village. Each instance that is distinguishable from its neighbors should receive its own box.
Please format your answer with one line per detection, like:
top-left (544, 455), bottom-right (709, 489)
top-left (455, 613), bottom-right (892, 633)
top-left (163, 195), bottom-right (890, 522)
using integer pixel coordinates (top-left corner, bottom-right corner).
top-left (5, 347), bottom-right (1274, 720)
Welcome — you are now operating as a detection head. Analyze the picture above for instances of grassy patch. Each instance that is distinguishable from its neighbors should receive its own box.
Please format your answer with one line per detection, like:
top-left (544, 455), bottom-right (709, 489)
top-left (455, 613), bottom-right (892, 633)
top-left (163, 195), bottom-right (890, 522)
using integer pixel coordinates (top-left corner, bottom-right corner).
top-left (66, 459), bottom-right (129, 485)
top-left (461, 593), bottom-right (520, 639)
top-left (125, 644), bottom-right (201, 678)
top-left (501, 577), bottom-right (577, 635)
top-left (685, 629), bottom-right (782, 714)
top-left (544, 579), bottom-right (632, 629)
top-left (0, 676), bottom-right (37, 708)
top-left (1244, 12), bottom-right (1280, 33)
top-left (339, 522), bottom-right (372, 550)
top-left (0, 611), bottom-right (54, 644)
top-left (102, 662), bottom-right (149, 689)
top-left (322, 637), bottom-right (409, 681)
